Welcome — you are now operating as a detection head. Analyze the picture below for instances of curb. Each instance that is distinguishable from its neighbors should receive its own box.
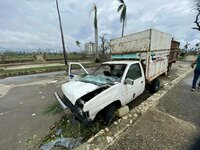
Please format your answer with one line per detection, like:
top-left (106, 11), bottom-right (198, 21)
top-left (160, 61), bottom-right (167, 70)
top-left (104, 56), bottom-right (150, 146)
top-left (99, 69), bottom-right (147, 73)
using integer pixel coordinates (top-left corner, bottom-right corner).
top-left (75, 68), bottom-right (193, 150)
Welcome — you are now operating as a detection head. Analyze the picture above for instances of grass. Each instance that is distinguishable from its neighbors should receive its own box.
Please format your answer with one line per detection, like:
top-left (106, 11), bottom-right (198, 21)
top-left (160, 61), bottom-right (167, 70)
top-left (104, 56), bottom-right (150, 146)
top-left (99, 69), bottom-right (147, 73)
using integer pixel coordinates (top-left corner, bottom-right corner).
top-left (0, 63), bottom-right (100, 78)
top-left (1, 53), bottom-right (94, 63)
top-left (178, 55), bottom-right (186, 61)
top-left (43, 102), bottom-right (63, 116)
top-left (0, 65), bottom-right (66, 78)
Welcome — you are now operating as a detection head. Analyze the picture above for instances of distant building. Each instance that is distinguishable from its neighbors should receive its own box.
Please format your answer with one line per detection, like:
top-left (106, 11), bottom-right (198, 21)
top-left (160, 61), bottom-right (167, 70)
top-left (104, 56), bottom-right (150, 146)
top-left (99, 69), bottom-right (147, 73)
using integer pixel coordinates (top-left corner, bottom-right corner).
top-left (85, 42), bottom-right (95, 55)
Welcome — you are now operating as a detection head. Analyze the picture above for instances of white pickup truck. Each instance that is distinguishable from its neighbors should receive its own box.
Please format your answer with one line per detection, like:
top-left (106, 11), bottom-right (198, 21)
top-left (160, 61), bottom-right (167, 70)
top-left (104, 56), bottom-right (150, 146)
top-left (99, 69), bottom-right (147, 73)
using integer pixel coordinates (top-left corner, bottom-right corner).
top-left (55, 29), bottom-right (172, 125)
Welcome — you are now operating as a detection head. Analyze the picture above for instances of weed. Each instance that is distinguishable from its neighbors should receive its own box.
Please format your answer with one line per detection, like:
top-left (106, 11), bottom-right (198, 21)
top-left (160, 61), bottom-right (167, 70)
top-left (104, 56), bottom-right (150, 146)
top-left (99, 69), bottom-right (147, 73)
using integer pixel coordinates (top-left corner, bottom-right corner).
top-left (43, 102), bottom-right (63, 116)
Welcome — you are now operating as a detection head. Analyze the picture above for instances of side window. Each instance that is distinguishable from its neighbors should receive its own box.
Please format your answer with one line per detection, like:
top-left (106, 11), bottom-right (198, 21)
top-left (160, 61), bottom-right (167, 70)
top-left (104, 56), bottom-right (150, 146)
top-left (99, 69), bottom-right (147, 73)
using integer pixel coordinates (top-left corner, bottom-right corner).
top-left (70, 64), bottom-right (87, 75)
top-left (126, 63), bottom-right (142, 80)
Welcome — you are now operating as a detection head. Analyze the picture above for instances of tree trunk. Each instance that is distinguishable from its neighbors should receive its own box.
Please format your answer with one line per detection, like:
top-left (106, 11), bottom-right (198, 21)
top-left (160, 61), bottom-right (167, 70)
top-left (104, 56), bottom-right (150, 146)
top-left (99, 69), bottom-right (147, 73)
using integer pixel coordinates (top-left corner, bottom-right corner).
top-left (122, 19), bottom-right (125, 37)
top-left (93, 4), bottom-right (99, 62)
top-left (56, 0), bottom-right (67, 65)
top-left (95, 27), bottom-right (99, 61)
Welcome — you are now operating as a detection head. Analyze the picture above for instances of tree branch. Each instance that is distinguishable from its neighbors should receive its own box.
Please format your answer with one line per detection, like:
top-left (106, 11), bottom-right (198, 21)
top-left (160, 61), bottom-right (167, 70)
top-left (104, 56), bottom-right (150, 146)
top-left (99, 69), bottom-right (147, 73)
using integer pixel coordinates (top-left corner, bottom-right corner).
top-left (99, 34), bottom-right (110, 54)
top-left (193, 3), bottom-right (200, 31)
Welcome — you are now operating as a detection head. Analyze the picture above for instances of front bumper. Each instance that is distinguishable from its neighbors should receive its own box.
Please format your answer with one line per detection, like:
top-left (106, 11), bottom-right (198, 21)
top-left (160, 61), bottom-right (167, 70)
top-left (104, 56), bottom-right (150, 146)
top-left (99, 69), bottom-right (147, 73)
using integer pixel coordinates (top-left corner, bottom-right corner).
top-left (54, 92), bottom-right (92, 126)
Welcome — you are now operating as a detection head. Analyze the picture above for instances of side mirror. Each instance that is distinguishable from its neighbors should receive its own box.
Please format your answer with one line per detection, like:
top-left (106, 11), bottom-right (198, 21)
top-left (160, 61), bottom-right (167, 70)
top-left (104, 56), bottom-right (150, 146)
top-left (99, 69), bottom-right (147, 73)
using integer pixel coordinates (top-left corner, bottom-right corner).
top-left (69, 74), bottom-right (74, 79)
top-left (125, 78), bottom-right (134, 85)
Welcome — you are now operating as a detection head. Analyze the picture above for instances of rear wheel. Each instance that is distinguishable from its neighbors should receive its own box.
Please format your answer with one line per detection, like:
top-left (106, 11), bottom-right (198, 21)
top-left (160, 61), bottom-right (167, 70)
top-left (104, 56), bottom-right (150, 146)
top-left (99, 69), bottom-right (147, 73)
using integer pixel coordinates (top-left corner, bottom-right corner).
top-left (149, 79), bottom-right (160, 93)
top-left (103, 103), bottom-right (116, 125)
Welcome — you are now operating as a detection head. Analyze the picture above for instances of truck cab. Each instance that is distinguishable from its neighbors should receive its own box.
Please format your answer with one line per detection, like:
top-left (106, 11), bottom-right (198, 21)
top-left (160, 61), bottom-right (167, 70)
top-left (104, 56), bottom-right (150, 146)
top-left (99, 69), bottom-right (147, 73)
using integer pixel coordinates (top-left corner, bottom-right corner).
top-left (55, 61), bottom-right (145, 125)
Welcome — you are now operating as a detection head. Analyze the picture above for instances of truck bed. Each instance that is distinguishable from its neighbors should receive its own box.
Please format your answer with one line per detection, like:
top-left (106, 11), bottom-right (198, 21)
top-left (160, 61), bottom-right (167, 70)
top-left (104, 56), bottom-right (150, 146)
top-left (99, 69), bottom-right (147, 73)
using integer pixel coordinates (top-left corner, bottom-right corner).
top-left (110, 29), bottom-right (172, 82)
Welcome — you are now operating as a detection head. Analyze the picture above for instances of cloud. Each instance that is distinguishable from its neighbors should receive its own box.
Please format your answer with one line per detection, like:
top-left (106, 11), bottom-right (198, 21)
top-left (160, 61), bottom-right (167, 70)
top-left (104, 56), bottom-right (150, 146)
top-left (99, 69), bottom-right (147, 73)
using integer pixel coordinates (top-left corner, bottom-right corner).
top-left (0, 0), bottom-right (199, 51)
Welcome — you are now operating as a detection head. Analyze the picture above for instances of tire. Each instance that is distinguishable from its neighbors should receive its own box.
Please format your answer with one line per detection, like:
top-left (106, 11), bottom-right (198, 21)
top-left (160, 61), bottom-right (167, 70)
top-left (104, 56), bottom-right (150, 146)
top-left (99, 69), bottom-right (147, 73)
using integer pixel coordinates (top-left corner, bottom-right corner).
top-left (149, 79), bottom-right (160, 93)
top-left (103, 103), bottom-right (116, 125)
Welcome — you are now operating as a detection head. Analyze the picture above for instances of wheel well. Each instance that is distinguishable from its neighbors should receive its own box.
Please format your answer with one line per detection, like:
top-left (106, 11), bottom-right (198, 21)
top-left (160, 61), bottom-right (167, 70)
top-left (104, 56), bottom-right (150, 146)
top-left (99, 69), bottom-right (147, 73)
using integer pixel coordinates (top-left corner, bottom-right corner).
top-left (93, 100), bottom-right (122, 122)
top-left (114, 100), bottom-right (122, 109)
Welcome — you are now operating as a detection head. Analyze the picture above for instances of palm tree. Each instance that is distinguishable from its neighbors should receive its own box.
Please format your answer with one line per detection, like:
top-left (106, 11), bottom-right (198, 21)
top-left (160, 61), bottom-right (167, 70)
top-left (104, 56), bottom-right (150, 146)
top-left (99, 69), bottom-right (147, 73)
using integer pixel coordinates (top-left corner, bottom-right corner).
top-left (184, 42), bottom-right (190, 52)
top-left (195, 43), bottom-right (199, 51)
top-left (75, 40), bottom-right (81, 51)
top-left (90, 3), bottom-right (99, 62)
top-left (117, 0), bottom-right (127, 37)
top-left (55, 0), bottom-right (67, 65)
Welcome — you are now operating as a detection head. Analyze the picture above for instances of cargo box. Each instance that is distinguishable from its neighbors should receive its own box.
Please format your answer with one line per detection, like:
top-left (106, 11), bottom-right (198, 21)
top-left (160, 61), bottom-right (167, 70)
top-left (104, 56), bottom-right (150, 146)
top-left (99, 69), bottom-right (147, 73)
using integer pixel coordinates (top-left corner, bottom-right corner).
top-left (110, 29), bottom-right (172, 81)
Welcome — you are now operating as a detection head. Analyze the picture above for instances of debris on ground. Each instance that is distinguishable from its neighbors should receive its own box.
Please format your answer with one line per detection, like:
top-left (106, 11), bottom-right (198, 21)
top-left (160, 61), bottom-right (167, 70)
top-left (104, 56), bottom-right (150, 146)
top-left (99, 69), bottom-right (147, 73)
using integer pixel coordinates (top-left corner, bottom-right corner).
top-left (26, 134), bottom-right (37, 146)
top-left (39, 137), bottom-right (83, 150)
top-left (0, 111), bottom-right (9, 116)
top-left (47, 80), bottom-right (58, 84)
top-left (32, 113), bottom-right (36, 116)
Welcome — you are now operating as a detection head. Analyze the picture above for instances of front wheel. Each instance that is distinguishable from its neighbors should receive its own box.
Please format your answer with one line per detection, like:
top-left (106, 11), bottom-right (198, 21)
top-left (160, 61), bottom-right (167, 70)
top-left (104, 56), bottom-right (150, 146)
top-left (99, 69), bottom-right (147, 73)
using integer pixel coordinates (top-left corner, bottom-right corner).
top-left (149, 79), bottom-right (160, 93)
top-left (103, 103), bottom-right (116, 125)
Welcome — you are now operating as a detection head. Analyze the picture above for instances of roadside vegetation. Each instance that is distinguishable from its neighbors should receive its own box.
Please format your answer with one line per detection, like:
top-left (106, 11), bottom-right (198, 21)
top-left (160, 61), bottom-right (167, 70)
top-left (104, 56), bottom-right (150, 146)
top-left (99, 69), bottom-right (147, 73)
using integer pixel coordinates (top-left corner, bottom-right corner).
top-left (0, 62), bottom-right (100, 79)
top-left (0, 51), bottom-right (93, 64)
top-left (0, 49), bottom-right (111, 79)
top-left (36, 115), bottom-right (103, 148)
top-left (34, 103), bottom-right (105, 149)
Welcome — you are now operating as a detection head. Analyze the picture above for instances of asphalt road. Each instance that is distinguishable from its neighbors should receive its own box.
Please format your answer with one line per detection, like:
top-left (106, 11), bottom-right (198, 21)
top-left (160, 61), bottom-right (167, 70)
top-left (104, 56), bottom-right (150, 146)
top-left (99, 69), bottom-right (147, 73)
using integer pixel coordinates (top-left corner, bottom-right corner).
top-left (0, 75), bottom-right (66, 150)
top-left (107, 72), bottom-right (200, 150)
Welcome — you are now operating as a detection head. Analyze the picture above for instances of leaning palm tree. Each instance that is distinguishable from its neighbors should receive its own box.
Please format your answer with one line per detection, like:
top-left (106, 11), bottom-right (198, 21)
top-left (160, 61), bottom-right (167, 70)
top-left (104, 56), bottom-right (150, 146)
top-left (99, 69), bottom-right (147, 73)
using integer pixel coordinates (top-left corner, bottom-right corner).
top-left (90, 3), bottom-right (99, 62)
top-left (55, 0), bottom-right (67, 65)
top-left (117, 0), bottom-right (127, 37)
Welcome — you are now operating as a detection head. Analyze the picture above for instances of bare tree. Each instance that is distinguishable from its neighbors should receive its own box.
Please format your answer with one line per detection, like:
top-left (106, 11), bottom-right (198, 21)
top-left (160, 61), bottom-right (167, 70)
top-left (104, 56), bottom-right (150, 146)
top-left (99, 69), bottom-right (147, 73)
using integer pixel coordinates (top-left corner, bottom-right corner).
top-left (56, 0), bottom-right (68, 65)
top-left (99, 34), bottom-right (110, 54)
top-left (193, 3), bottom-right (200, 31)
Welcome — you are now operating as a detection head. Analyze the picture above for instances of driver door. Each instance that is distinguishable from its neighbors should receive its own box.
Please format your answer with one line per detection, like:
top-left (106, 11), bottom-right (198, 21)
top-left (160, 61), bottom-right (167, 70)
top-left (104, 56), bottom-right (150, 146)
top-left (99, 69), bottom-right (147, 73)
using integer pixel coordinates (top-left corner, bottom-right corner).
top-left (122, 63), bottom-right (145, 104)
top-left (68, 62), bottom-right (89, 81)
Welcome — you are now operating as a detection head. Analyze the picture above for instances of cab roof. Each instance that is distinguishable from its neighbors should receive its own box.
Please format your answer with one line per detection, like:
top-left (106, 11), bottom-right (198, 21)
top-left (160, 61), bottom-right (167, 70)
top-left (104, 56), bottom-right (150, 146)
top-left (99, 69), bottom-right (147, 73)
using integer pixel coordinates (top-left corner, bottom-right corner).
top-left (102, 60), bottom-right (140, 65)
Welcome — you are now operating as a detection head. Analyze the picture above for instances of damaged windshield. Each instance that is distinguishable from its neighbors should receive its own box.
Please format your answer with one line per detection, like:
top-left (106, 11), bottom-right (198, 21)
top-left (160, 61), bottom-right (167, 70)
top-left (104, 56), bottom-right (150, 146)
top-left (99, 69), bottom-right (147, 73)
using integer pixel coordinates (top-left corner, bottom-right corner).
top-left (80, 64), bottom-right (127, 86)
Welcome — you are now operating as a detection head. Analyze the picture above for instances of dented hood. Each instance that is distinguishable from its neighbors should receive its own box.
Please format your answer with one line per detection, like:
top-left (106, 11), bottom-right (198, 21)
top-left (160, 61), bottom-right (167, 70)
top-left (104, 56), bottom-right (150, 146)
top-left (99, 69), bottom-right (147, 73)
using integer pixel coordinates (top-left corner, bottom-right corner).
top-left (61, 81), bottom-right (99, 105)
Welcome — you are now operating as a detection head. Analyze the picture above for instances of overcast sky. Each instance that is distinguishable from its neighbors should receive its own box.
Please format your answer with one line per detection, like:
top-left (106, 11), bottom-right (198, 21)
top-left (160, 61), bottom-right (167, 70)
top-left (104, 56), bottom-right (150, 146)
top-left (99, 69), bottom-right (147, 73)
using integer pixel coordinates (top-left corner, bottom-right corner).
top-left (0, 0), bottom-right (199, 52)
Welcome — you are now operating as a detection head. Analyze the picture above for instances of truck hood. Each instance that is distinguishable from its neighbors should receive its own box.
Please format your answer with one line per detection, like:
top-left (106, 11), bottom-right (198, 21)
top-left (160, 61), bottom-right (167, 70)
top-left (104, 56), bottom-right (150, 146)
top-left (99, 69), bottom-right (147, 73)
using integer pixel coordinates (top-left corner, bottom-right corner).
top-left (61, 81), bottom-right (99, 105)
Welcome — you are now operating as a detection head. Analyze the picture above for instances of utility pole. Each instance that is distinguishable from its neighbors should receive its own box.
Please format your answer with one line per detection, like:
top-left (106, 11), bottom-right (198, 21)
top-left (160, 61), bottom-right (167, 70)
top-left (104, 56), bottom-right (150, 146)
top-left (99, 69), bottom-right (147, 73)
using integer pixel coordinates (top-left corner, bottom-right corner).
top-left (56, 0), bottom-right (67, 65)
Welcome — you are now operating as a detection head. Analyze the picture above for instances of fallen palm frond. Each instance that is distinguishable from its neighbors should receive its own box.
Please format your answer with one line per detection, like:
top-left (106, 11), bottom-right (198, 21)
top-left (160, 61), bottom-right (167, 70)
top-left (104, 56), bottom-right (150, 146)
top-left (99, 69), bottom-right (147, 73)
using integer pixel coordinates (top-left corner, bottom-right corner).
top-left (43, 102), bottom-right (63, 116)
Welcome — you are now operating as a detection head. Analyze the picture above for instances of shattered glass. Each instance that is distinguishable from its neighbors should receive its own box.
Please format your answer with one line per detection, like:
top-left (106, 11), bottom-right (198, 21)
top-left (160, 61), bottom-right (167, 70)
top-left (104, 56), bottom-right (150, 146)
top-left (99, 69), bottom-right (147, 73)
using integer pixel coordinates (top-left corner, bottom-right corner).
top-left (79, 64), bottom-right (127, 86)
top-left (80, 74), bottom-right (115, 86)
